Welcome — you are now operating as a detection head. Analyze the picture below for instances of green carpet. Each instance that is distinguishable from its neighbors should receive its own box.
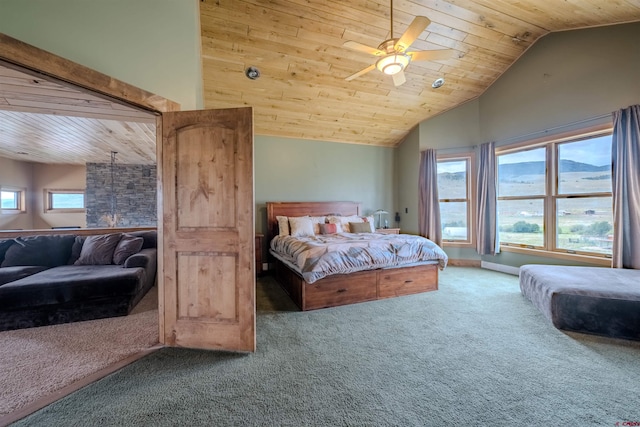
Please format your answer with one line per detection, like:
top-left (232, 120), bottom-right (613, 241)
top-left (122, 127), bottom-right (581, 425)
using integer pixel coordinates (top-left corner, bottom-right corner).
top-left (13, 267), bottom-right (640, 426)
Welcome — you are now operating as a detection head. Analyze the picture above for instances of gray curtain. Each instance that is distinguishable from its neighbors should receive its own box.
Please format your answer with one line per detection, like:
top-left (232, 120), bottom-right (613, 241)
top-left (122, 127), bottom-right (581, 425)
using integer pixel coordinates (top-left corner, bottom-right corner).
top-left (476, 141), bottom-right (499, 255)
top-left (418, 149), bottom-right (442, 246)
top-left (612, 105), bottom-right (640, 269)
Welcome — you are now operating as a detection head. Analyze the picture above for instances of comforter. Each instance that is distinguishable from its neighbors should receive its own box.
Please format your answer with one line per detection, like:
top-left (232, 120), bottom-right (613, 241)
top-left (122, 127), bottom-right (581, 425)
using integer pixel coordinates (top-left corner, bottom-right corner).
top-left (270, 232), bottom-right (448, 284)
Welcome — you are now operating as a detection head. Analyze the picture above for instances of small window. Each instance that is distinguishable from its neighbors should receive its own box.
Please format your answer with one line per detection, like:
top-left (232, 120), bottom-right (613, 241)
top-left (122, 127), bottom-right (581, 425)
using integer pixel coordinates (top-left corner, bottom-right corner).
top-left (1, 187), bottom-right (26, 213)
top-left (437, 154), bottom-right (475, 246)
top-left (45, 189), bottom-right (85, 212)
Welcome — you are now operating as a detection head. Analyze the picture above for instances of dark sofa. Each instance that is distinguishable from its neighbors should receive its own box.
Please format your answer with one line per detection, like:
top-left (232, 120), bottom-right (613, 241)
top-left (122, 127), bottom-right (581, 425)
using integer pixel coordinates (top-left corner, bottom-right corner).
top-left (0, 230), bottom-right (157, 331)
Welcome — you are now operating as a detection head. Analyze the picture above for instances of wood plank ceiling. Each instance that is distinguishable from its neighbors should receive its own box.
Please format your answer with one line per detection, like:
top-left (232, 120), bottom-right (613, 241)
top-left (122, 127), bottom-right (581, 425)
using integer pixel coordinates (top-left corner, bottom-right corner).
top-left (200, 0), bottom-right (640, 147)
top-left (0, 64), bottom-right (156, 165)
top-left (1, 0), bottom-right (640, 165)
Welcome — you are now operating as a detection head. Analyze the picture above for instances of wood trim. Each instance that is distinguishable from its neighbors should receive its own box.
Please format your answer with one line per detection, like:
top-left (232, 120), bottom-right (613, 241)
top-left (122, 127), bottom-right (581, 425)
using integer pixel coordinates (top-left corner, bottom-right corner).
top-left (0, 227), bottom-right (156, 238)
top-left (0, 33), bottom-right (180, 114)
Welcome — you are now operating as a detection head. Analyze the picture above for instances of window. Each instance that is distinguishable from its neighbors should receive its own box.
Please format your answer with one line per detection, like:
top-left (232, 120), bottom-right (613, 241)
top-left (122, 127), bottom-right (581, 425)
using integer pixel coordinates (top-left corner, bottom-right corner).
top-left (1, 187), bottom-right (25, 213)
top-left (437, 154), bottom-right (474, 245)
top-left (45, 189), bottom-right (85, 212)
top-left (497, 130), bottom-right (612, 258)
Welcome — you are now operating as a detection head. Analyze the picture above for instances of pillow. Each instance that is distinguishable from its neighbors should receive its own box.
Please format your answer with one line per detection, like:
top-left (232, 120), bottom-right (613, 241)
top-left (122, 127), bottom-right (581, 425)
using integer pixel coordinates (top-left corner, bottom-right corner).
top-left (288, 216), bottom-right (315, 237)
top-left (0, 239), bottom-right (15, 265)
top-left (74, 233), bottom-right (122, 265)
top-left (328, 215), bottom-right (364, 233)
top-left (319, 223), bottom-right (338, 235)
top-left (276, 216), bottom-right (290, 236)
top-left (309, 216), bottom-right (327, 235)
top-left (2, 235), bottom-right (75, 268)
top-left (67, 235), bottom-right (87, 264)
top-left (350, 222), bottom-right (373, 233)
top-left (112, 234), bottom-right (144, 265)
top-left (364, 215), bottom-right (376, 232)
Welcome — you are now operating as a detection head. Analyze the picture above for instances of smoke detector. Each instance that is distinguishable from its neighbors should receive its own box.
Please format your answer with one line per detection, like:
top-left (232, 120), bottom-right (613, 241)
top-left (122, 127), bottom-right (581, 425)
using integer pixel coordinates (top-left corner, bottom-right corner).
top-left (245, 66), bottom-right (261, 80)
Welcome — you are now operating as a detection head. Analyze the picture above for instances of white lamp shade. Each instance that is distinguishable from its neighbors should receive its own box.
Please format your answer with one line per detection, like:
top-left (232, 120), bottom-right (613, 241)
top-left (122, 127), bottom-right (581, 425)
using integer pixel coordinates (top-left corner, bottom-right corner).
top-left (375, 54), bottom-right (410, 75)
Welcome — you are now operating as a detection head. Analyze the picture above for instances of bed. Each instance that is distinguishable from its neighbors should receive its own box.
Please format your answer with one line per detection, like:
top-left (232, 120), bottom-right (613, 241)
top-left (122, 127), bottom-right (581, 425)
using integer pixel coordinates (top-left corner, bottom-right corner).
top-left (266, 201), bottom-right (448, 310)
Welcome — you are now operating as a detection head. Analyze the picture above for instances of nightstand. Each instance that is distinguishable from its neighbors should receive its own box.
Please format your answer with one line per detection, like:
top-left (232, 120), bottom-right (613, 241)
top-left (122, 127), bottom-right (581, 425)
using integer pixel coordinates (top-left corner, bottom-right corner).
top-left (376, 228), bottom-right (400, 234)
top-left (255, 233), bottom-right (264, 276)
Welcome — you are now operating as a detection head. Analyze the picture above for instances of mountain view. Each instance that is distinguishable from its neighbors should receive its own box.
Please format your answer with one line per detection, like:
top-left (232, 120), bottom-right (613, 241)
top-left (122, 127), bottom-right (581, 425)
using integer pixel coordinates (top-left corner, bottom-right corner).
top-left (498, 160), bottom-right (610, 179)
top-left (438, 160), bottom-right (610, 181)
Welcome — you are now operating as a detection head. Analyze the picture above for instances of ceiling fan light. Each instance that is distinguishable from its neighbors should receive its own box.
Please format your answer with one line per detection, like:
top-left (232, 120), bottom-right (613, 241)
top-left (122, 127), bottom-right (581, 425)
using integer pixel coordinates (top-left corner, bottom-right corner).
top-left (376, 54), bottom-right (410, 75)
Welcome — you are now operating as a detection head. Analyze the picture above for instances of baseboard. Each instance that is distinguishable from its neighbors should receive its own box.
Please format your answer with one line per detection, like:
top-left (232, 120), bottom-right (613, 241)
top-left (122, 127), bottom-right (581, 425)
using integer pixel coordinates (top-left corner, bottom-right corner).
top-left (481, 261), bottom-right (520, 276)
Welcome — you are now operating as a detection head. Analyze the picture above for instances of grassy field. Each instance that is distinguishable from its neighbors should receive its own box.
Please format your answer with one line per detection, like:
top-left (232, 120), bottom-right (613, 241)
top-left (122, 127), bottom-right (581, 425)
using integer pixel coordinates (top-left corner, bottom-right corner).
top-left (439, 170), bottom-right (613, 254)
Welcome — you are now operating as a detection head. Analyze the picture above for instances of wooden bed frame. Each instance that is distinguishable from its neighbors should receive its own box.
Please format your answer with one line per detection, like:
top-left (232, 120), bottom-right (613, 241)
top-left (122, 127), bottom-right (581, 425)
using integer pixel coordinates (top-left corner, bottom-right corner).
top-left (266, 201), bottom-right (439, 311)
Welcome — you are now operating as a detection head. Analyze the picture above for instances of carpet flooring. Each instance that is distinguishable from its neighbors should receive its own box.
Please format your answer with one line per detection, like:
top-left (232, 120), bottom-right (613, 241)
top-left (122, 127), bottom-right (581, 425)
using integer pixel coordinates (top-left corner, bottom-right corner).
top-left (0, 286), bottom-right (158, 417)
top-left (11, 267), bottom-right (640, 426)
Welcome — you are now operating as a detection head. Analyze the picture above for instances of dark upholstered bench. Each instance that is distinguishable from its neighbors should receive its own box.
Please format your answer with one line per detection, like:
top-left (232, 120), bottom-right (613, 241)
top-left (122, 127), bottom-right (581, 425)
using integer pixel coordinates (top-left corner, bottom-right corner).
top-left (519, 265), bottom-right (640, 341)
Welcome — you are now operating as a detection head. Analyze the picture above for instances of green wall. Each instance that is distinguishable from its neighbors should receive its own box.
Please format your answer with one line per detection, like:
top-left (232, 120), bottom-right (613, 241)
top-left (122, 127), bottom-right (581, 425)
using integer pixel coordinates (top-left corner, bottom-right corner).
top-left (0, 0), bottom-right (203, 109)
top-left (400, 22), bottom-right (640, 267)
top-left (255, 135), bottom-right (396, 237)
top-left (396, 126), bottom-right (420, 234)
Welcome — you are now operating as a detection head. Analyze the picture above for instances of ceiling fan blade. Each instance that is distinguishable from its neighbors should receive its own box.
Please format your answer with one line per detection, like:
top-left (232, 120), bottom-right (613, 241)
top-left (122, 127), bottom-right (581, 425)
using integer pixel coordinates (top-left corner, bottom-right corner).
top-left (392, 70), bottom-right (406, 87)
top-left (407, 49), bottom-right (455, 62)
top-left (343, 40), bottom-right (386, 57)
top-left (345, 64), bottom-right (377, 81)
top-left (394, 16), bottom-right (430, 52)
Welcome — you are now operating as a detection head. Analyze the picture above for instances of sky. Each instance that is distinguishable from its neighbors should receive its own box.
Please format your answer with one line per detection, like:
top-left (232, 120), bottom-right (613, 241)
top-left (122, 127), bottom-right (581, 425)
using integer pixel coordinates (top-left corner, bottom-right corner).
top-left (498, 135), bottom-right (612, 167)
top-left (437, 134), bottom-right (612, 174)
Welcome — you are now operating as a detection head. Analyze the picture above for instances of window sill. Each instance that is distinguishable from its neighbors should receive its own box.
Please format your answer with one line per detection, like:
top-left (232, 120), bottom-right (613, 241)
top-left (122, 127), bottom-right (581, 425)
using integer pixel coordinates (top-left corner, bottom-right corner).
top-left (499, 245), bottom-right (612, 266)
top-left (442, 240), bottom-right (474, 248)
top-left (45, 209), bottom-right (86, 214)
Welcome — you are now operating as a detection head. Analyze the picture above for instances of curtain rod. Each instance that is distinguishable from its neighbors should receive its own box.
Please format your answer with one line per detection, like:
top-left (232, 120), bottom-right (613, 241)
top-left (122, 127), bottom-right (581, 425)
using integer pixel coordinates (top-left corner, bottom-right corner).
top-left (493, 112), bottom-right (612, 147)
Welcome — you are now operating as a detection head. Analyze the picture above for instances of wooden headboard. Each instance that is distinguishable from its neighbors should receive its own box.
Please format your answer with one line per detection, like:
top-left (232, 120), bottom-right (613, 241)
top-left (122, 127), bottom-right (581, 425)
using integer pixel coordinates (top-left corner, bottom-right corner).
top-left (265, 201), bottom-right (360, 243)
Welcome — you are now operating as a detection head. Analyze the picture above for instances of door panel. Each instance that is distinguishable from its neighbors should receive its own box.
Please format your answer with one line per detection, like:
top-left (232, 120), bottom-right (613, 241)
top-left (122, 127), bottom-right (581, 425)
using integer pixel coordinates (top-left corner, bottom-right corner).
top-left (159, 107), bottom-right (255, 352)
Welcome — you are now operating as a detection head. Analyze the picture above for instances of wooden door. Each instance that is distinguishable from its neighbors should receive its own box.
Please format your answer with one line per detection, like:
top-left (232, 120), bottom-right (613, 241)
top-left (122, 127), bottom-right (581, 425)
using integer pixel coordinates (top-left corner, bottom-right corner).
top-left (158, 107), bottom-right (255, 352)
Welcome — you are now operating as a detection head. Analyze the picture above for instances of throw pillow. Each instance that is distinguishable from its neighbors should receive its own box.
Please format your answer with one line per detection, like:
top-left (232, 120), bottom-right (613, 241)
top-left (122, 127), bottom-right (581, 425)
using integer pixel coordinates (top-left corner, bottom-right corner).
top-left (319, 223), bottom-right (338, 235)
top-left (288, 216), bottom-right (315, 237)
top-left (350, 222), bottom-right (372, 233)
top-left (276, 216), bottom-right (290, 236)
top-left (320, 224), bottom-right (338, 234)
top-left (112, 234), bottom-right (144, 265)
top-left (74, 233), bottom-right (122, 265)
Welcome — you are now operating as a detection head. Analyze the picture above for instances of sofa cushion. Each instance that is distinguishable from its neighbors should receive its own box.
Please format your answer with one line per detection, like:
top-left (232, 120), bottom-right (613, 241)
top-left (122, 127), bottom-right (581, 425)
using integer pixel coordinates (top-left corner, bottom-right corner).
top-left (113, 234), bottom-right (144, 265)
top-left (0, 266), bottom-right (50, 285)
top-left (74, 234), bottom-right (122, 265)
top-left (0, 265), bottom-right (146, 310)
top-left (0, 239), bottom-right (15, 264)
top-left (1, 235), bottom-right (75, 268)
top-left (67, 236), bottom-right (86, 265)
top-left (128, 230), bottom-right (157, 249)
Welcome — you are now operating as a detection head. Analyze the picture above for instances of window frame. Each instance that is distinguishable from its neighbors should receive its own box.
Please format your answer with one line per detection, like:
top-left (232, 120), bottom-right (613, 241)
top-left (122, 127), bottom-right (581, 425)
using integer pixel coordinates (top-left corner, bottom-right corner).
top-left (1, 186), bottom-right (26, 214)
top-left (44, 189), bottom-right (86, 213)
top-left (496, 124), bottom-right (613, 265)
top-left (437, 152), bottom-right (475, 248)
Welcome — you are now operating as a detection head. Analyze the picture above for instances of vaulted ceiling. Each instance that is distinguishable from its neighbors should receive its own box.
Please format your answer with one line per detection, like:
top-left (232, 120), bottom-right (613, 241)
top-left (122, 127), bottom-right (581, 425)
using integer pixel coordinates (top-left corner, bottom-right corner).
top-left (200, 0), bottom-right (640, 147)
top-left (1, 1), bottom-right (640, 165)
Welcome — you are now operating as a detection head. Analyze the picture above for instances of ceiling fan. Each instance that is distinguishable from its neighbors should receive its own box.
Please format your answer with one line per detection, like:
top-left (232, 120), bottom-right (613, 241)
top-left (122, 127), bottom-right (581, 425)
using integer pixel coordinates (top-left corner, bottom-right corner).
top-left (343, 0), bottom-right (453, 87)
